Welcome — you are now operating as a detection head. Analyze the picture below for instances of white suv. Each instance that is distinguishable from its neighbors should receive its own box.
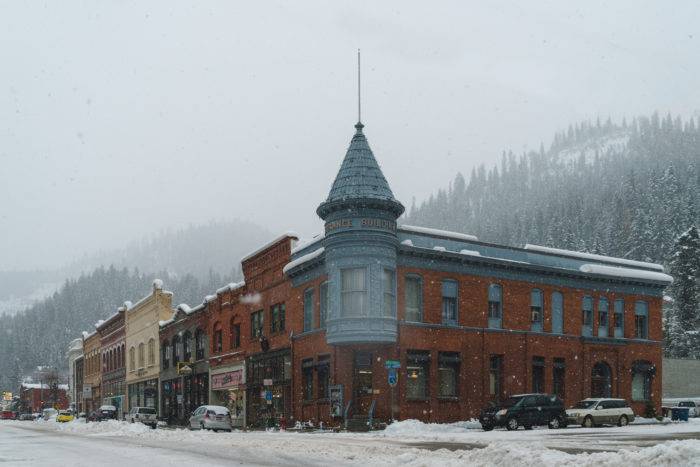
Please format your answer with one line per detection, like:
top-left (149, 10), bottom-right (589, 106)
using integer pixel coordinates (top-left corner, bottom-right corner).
top-left (566, 398), bottom-right (635, 427)
top-left (128, 407), bottom-right (158, 428)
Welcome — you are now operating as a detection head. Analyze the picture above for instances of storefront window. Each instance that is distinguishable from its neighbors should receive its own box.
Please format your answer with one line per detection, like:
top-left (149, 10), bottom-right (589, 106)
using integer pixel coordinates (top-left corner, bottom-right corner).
top-left (632, 361), bottom-right (654, 401)
top-left (406, 351), bottom-right (429, 400)
top-left (438, 352), bottom-right (459, 397)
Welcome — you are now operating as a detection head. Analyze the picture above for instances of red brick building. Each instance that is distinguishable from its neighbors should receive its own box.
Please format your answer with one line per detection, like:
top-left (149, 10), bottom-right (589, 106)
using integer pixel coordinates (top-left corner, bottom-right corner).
top-left (207, 120), bottom-right (670, 428)
top-left (20, 383), bottom-right (69, 412)
top-left (97, 306), bottom-right (126, 416)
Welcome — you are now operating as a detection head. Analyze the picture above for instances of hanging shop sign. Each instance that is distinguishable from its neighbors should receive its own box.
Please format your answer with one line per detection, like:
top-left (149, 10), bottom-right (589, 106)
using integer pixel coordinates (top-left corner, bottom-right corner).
top-left (212, 370), bottom-right (243, 390)
top-left (329, 384), bottom-right (343, 418)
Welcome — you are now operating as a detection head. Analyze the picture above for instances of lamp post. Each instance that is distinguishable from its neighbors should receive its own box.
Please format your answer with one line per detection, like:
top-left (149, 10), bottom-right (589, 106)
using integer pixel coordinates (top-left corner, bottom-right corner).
top-left (178, 363), bottom-right (192, 425)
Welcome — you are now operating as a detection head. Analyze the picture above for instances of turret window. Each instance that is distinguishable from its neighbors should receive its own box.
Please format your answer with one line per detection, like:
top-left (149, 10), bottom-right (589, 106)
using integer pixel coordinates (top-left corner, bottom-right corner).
top-left (341, 268), bottom-right (367, 317)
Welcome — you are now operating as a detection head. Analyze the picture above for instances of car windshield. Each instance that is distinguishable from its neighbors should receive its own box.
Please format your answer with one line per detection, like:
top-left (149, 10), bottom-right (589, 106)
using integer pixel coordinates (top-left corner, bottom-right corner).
top-left (500, 397), bottom-right (524, 407)
top-left (139, 408), bottom-right (156, 414)
top-left (573, 400), bottom-right (598, 409)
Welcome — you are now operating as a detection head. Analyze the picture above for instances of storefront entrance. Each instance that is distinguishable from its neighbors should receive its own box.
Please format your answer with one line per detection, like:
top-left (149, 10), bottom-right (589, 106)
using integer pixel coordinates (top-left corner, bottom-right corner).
top-left (210, 366), bottom-right (245, 427)
top-left (352, 351), bottom-right (375, 415)
top-left (246, 349), bottom-right (291, 428)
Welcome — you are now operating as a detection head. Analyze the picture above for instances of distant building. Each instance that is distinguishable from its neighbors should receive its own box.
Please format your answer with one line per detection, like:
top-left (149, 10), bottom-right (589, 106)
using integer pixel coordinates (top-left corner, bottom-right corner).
top-left (82, 330), bottom-right (102, 414)
top-left (66, 338), bottom-right (83, 411)
top-left (97, 305), bottom-right (127, 417)
top-left (20, 382), bottom-right (68, 412)
top-left (124, 280), bottom-right (172, 413)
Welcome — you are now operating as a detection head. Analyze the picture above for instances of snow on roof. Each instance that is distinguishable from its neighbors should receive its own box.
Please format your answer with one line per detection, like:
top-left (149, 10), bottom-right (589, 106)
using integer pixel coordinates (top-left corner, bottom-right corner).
top-left (291, 233), bottom-right (325, 255)
top-left (433, 246), bottom-right (446, 251)
top-left (22, 383), bottom-right (68, 391)
top-left (82, 330), bottom-right (97, 340)
top-left (216, 282), bottom-right (245, 295)
top-left (177, 304), bottom-right (192, 314)
top-left (401, 239), bottom-right (413, 246)
top-left (241, 231), bottom-right (299, 263)
top-left (153, 279), bottom-right (163, 290)
top-left (94, 319), bottom-right (105, 328)
top-left (283, 247), bottom-right (325, 274)
top-left (579, 263), bottom-right (673, 284)
top-left (399, 224), bottom-right (478, 242)
top-left (525, 244), bottom-right (664, 272)
top-left (459, 249), bottom-right (481, 256)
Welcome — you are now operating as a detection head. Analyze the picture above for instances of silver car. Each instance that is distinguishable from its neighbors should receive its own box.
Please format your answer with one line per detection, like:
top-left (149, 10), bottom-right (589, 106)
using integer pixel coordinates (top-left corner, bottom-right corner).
top-left (189, 405), bottom-right (232, 432)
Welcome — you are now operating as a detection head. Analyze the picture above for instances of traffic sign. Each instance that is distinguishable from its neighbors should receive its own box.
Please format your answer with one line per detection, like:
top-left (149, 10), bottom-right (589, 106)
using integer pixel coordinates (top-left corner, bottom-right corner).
top-left (384, 360), bottom-right (401, 369)
top-left (387, 368), bottom-right (398, 387)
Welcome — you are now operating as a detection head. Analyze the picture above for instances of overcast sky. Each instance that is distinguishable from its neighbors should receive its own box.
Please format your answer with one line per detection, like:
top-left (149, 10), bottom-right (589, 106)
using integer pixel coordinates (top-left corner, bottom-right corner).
top-left (1, 0), bottom-right (698, 270)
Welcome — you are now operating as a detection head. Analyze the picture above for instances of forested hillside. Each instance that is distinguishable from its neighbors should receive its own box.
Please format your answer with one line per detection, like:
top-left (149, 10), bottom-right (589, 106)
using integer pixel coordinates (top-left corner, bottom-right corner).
top-left (406, 113), bottom-right (699, 356)
top-left (0, 266), bottom-right (239, 391)
top-left (406, 114), bottom-right (698, 264)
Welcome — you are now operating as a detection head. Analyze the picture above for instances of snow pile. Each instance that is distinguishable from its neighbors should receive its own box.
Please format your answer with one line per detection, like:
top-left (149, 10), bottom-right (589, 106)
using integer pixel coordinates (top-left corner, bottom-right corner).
top-left (400, 239), bottom-right (413, 246)
top-left (384, 418), bottom-right (482, 436)
top-left (433, 246), bottom-right (447, 252)
top-left (57, 419), bottom-right (152, 436)
top-left (460, 249), bottom-right (481, 256)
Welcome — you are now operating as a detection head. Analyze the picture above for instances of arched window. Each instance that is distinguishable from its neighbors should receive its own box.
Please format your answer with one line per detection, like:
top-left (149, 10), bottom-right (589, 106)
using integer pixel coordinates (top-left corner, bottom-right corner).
top-left (551, 292), bottom-right (564, 334)
top-left (591, 361), bottom-right (612, 398)
top-left (148, 338), bottom-right (155, 366)
top-left (172, 335), bottom-right (180, 365)
top-left (530, 289), bottom-right (543, 332)
top-left (129, 346), bottom-right (135, 371)
top-left (138, 342), bottom-right (145, 368)
top-left (195, 328), bottom-right (205, 360)
top-left (229, 319), bottom-right (240, 350)
top-left (598, 298), bottom-right (609, 337)
top-left (213, 322), bottom-right (223, 353)
top-left (121, 344), bottom-right (125, 367)
top-left (487, 284), bottom-right (502, 329)
top-left (183, 331), bottom-right (192, 361)
top-left (632, 360), bottom-right (654, 401)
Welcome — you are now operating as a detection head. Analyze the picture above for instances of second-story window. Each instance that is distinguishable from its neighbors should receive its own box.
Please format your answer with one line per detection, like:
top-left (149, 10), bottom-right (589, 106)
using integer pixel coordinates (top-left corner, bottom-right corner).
top-left (441, 280), bottom-right (458, 325)
top-left (582, 296), bottom-right (593, 336)
top-left (635, 301), bottom-right (649, 339)
top-left (614, 299), bottom-right (624, 337)
top-left (487, 284), bottom-right (502, 328)
top-left (148, 338), bottom-right (155, 366)
top-left (382, 269), bottom-right (396, 318)
top-left (598, 298), bottom-right (609, 337)
top-left (341, 268), bottom-right (367, 317)
top-left (195, 329), bottom-right (205, 360)
top-left (172, 335), bottom-right (180, 365)
top-left (404, 275), bottom-right (423, 322)
top-left (530, 289), bottom-right (543, 331)
top-left (161, 341), bottom-right (169, 369)
top-left (303, 289), bottom-right (314, 331)
top-left (271, 303), bottom-right (286, 333)
top-left (129, 347), bottom-right (135, 371)
top-left (138, 343), bottom-right (145, 368)
top-left (213, 323), bottom-right (223, 353)
top-left (183, 331), bottom-right (192, 361)
top-left (230, 321), bottom-right (240, 349)
top-left (251, 310), bottom-right (264, 338)
top-left (320, 282), bottom-right (329, 328)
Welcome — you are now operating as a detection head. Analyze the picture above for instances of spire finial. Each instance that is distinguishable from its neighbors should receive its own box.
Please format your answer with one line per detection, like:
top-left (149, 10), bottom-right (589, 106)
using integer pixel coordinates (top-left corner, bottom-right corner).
top-left (357, 49), bottom-right (362, 128)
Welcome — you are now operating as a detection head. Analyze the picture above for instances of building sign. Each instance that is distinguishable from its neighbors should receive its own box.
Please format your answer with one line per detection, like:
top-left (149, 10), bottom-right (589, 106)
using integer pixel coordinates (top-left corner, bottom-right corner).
top-left (325, 218), bottom-right (396, 234)
top-left (82, 386), bottom-right (92, 399)
top-left (263, 378), bottom-right (273, 386)
top-left (212, 370), bottom-right (243, 390)
top-left (2, 392), bottom-right (12, 401)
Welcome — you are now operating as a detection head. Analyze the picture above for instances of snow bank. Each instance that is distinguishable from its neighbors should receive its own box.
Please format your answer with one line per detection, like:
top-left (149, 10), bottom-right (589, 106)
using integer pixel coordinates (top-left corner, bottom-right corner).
top-left (384, 419), bottom-right (482, 436)
top-left (525, 244), bottom-right (664, 271)
top-left (579, 264), bottom-right (673, 283)
top-left (400, 239), bottom-right (413, 246)
top-left (400, 225), bottom-right (478, 242)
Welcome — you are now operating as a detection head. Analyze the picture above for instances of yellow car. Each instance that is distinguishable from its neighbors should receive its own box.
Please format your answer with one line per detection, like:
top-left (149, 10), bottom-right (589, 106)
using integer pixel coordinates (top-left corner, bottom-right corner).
top-left (56, 410), bottom-right (74, 423)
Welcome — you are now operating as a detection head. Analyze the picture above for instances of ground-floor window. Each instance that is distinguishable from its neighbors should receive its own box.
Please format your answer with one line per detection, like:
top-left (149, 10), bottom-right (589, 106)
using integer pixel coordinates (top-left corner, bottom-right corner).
top-left (553, 358), bottom-right (565, 400)
top-left (317, 355), bottom-right (330, 399)
top-left (353, 352), bottom-right (373, 397)
top-left (591, 361), bottom-right (612, 398)
top-left (532, 356), bottom-right (545, 393)
top-left (489, 355), bottom-right (503, 399)
top-left (437, 352), bottom-right (460, 397)
top-left (406, 350), bottom-right (430, 400)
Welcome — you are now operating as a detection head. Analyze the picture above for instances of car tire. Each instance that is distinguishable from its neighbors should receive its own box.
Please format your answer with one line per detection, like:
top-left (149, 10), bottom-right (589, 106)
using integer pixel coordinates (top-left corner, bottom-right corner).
top-left (548, 416), bottom-right (562, 429)
top-left (617, 415), bottom-right (629, 427)
top-left (481, 423), bottom-right (494, 432)
top-left (524, 425), bottom-right (533, 430)
top-left (506, 417), bottom-right (519, 431)
top-left (201, 422), bottom-right (206, 431)
top-left (582, 416), bottom-right (594, 428)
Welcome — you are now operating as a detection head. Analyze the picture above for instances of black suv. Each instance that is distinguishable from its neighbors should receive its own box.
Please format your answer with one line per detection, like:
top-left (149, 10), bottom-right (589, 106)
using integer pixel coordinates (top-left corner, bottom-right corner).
top-left (479, 394), bottom-right (567, 431)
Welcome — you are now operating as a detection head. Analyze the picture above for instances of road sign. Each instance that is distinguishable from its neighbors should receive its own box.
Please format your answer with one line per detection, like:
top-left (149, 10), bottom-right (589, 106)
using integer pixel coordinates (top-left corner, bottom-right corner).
top-left (263, 378), bottom-right (273, 386)
top-left (265, 390), bottom-right (272, 405)
top-left (387, 368), bottom-right (398, 387)
top-left (384, 360), bottom-right (401, 369)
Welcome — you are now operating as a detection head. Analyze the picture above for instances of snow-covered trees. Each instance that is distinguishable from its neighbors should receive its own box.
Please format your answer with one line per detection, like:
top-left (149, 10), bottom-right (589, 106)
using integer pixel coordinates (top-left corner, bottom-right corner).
top-left (665, 227), bottom-right (700, 358)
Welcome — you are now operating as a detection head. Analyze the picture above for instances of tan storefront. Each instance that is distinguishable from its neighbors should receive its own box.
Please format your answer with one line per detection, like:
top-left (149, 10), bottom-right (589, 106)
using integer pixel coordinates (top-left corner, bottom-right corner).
top-left (82, 331), bottom-right (102, 414)
top-left (125, 280), bottom-right (172, 413)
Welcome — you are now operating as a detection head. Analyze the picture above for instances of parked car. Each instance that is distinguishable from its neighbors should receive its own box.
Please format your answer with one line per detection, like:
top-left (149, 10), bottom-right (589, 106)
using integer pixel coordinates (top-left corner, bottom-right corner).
top-left (18, 413), bottom-right (36, 421)
top-left (479, 394), bottom-right (567, 431)
top-left (42, 408), bottom-right (58, 421)
top-left (95, 405), bottom-right (118, 421)
top-left (188, 405), bottom-right (232, 432)
top-left (674, 401), bottom-right (698, 418)
top-left (566, 398), bottom-right (635, 427)
top-left (0, 410), bottom-right (16, 420)
top-left (127, 407), bottom-right (158, 428)
top-left (56, 410), bottom-right (74, 423)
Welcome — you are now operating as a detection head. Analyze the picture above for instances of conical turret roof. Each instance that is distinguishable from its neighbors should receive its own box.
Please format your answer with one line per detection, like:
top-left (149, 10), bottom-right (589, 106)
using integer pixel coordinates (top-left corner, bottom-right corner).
top-left (317, 122), bottom-right (404, 219)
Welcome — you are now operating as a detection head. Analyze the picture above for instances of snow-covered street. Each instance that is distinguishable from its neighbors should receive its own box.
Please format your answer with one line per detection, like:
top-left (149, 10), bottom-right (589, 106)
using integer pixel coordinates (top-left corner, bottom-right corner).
top-left (3, 419), bottom-right (700, 466)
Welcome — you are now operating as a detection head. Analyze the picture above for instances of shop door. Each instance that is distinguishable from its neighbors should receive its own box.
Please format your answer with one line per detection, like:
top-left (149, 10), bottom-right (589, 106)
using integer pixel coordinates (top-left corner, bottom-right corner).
top-left (353, 352), bottom-right (374, 415)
